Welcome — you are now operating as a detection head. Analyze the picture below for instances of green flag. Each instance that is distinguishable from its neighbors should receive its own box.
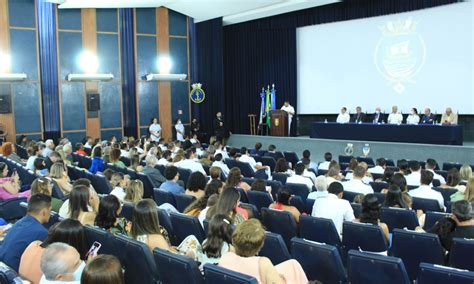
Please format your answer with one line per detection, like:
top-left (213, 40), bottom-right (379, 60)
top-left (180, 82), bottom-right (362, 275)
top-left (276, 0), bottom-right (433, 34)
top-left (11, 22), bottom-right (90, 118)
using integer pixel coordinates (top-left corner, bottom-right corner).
top-left (265, 87), bottom-right (271, 127)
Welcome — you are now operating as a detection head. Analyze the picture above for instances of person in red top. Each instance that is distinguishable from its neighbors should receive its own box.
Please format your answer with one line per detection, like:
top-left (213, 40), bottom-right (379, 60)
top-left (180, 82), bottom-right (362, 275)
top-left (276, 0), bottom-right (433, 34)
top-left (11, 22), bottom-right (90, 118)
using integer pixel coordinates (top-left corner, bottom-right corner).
top-left (75, 143), bottom-right (88, 156)
top-left (269, 187), bottom-right (301, 223)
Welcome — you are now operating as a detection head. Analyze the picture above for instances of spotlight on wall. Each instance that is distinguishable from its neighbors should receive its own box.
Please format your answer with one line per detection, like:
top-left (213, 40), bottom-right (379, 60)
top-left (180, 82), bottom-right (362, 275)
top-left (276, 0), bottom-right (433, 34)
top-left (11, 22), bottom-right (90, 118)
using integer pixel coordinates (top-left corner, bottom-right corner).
top-left (67, 50), bottom-right (113, 81)
top-left (0, 53), bottom-right (27, 82)
top-left (157, 56), bottom-right (172, 74)
top-left (145, 56), bottom-right (186, 81)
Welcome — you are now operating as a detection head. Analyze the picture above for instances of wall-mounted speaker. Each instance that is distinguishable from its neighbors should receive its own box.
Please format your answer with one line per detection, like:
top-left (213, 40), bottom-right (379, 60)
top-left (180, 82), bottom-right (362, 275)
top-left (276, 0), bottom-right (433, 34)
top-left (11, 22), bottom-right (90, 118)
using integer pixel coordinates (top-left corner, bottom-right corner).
top-left (87, 93), bottom-right (100, 112)
top-left (0, 94), bottom-right (12, 114)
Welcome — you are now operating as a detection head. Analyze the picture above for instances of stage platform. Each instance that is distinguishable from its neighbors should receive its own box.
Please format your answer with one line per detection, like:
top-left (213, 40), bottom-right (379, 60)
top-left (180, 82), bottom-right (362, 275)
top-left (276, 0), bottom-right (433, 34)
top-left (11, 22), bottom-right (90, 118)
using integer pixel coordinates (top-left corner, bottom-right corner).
top-left (227, 134), bottom-right (474, 165)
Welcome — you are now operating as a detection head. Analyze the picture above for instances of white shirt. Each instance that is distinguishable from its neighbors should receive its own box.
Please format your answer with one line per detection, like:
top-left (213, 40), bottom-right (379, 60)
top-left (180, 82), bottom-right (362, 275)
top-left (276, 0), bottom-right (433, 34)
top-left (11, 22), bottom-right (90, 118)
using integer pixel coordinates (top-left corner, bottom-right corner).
top-left (312, 193), bottom-right (355, 237)
top-left (212, 160), bottom-right (230, 177)
top-left (318, 161), bottom-right (330, 171)
top-left (281, 105), bottom-right (295, 119)
top-left (345, 172), bottom-right (374, 184)
top-left (405, 171), bottom-right (421, 186)
top-left (406, 114), bottom-right (420, 125)
top-left (336, 112), bottom-right (350, 124)
top-left (26, 155), bottom-right (39, 171)
top-left (175, 123), bottom-right (185, 142)
top-left (58, 200), bottom-right (93, 219)
top-left (342, 179), bottom-right (374, 195)
top-left (214, 149), bottom-right (229, 159)
top-left (303, 169), bottom-right (317, 185)
top-left (149, 123), bottom-right (161, 142)
top-left (174, 159), bottom-right (206, 175)
top-left (387, 113), bottom-right (403, 124)
top-left (408, 185), bottom-right (445, 211)
top-left (110, 187), bottom-right (126, 202)
top-left (368, 166), bottom-right (385, 175)
top-left (42, 148), bottom-right (52, 158)
top-left (286, 174), bottom-right (313, 191)
top-left (157, 158), bottom-right (169, 166)
top-left (427, 169), bottom-right (446, 184)
top-left (239, 154), bottom-right (258, 172)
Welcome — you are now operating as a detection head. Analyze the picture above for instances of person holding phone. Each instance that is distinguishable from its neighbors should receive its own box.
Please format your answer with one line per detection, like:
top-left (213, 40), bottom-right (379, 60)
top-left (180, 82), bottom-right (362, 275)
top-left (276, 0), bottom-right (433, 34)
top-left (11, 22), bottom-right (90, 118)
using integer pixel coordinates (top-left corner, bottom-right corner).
top-left (0, 162), bottom-right (30, 200)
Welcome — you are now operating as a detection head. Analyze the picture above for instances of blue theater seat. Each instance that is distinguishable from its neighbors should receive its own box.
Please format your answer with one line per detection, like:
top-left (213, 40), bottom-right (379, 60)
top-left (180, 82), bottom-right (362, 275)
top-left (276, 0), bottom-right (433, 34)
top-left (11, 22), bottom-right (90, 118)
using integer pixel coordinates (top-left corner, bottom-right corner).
top-left (370, 182), bottom-right (388, 193)
top-left (246, 190), bottom-right (273, 212)
top-left (120, 202), bottom-right (134, 221)
top-left (285, 183), bottom-right (309, 201)
top-left (380, 207), bottom-right (419, 232)
top-left (417, 263), bottom-right (474, 284)
top-left (449, 237), bottom-right (474, 271)
top-left (177, 168), bottom-right (192, 185)
top-left (173, 193), bottom-right (196, 213)
top-left (291, 238), bottom-right (347, 283)
top-left (343, 222), bottom-right (388, 253)
top-left (137, 173), bottom-right (155, 198)
top-left (271, 172), bottom-right (288, 185)
top-left (239, 202), bottom-right (260, 219)
top-left (299, 215), bottom-right (343, 253)
top-left (342, 191), bottom-right (360, 203)
top-left (89, 173), bottom-right (112, 194)
top-left (423, 211), bottom-right (450, 230)
top-left (83, 225), bottom-right (116, 255)
top-left (258, 232), bottom-right (290, 265)
top-left (203, 264), bottom-right (258, 284)
top-left (347, 250), bottom-right (410, 284)
top-left (0, 197), bottom-right (28, 221)
top-left (153, 188), bottom-right (176, 207)
top-left (169, 212), bottom-right (205, 243)
top-left (412, 197), bottom-right (443, 212)
top-left (283, 151), bottom-right (299, 169)
top-left (390, 229), bottom-right (445, 280)
top-left (153, 248), bottom-right (203, 284)
top-left (261, 208), bottom-right (297, 249)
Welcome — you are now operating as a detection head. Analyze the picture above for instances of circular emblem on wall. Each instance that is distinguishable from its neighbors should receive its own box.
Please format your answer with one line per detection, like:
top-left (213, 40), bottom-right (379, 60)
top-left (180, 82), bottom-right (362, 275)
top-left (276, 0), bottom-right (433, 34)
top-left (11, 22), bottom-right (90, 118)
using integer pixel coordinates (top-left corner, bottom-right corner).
top-left (190, 83), bottom-right (206, 103)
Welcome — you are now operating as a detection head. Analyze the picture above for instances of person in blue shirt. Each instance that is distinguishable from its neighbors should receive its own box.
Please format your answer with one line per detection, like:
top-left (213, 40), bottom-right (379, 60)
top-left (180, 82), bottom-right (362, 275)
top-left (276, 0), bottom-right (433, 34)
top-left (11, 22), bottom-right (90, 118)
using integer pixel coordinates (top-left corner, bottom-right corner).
top-left (0, 194), bottom-right (51, 271)
top-left (88, 146), bottom-right (104, 174)
top-left (158, 166), bottom-right (185, 195)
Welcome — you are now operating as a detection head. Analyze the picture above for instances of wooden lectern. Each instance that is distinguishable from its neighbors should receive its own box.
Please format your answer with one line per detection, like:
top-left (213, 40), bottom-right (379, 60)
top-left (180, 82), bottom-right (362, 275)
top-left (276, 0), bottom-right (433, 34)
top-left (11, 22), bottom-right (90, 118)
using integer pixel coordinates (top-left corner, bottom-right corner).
top-left (270, 110), bottom-right (288, 136)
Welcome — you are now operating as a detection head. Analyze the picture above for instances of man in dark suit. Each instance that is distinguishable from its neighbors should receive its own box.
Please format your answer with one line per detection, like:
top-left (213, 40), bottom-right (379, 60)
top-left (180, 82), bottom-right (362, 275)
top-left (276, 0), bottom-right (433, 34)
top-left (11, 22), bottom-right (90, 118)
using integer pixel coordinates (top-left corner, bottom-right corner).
top-left (371, 107), bottom-right (385, 124)
top-left (351, 106), bottom-right (367, 123)
top-left (142, 155), bottom-right (166, 188)
top-left (213, 112), bottom-right (228, 143)
top-left (421, 107), bottom-right (436, 124)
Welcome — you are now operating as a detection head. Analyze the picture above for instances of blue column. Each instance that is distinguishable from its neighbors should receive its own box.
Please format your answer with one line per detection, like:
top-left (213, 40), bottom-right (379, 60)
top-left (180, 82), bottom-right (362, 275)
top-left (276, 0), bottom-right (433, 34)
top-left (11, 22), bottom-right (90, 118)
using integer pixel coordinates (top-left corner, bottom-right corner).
top-left (188, 18), bottom-right (200, 119)
top-left (119, 8), bottom-right (138, 139)
top-left (37, 0), bottom-right (61, 141)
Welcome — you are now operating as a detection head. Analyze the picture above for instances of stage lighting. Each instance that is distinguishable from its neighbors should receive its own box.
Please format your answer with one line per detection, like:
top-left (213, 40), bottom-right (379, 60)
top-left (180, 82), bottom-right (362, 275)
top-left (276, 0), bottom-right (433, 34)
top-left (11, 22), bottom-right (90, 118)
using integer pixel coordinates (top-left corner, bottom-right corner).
top-left (0, 53), bottom-right (11, 74)
top-left (78, 50), bottom-right (99, 74)
top-left (157, 56), bottom-right (172, 74)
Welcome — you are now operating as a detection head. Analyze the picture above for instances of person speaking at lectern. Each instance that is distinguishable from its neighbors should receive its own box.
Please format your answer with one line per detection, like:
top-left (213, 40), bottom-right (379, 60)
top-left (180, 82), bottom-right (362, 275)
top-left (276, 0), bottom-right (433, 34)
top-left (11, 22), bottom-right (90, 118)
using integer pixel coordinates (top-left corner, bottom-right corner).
top-left (281, 101), bottom-right (295, 135)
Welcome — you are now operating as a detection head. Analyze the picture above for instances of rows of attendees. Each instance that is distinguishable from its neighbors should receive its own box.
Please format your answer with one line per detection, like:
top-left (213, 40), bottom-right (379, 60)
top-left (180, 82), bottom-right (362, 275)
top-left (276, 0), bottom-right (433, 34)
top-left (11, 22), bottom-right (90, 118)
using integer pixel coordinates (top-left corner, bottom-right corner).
top-left (0, 135), bottom-right (473, 283)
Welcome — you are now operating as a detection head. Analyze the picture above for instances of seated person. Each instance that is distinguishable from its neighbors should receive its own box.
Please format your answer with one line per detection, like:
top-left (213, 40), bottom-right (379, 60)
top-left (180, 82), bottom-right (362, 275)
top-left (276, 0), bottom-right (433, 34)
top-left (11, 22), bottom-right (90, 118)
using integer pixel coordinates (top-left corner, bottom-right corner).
top-left (273, 158), bottom-right (293, 176)
top-left (336, 107), bottom-right (350, 123)
top-left (307, 175), bottom-right (328, 200)
top-left (312, 181), bottom-right (354, 236)
top-left (39, 243), bottom-right (85, 283)
top-left (318, 152), bottom-right (332, 170)
top-left (109, 172), bottom-right (126, 202)
top-left (81, 255), bottom-right (124, 284)
top-left (406, 108), bottom-right (420, 125)
top-left (383, 185), bottom-right (409, 209)
top-left (219, 219), bottom-right (308, 283)
top-left (212, 154), bottom-right (230, 178)
top-left (142, 155), bottom-right (166, 188)
top-left (441, 107), bottom-right (458, 125)
top-left (0, 194), bottom-right (51, 271)
top-left (442, 200), bottom-right (474, 250)
top-left (371, 107), bottom-right (385, 123)
top-left (351, 106), bottom-right (366, 123)
top-left (50, 162), bottom-right (73, 195)
top-left (0, 162), bottom-right (31, 200)
top-left (368, 158), bottom-right (387, 175)
top-left (184, 180), bottom-right (222, 217)
top-left (357, 194), bottom-right (390, 243)
top-left (95, 195), bottom-right (130, 235)
top-left (421, 107), bottom-right (436, 124)
top-left (124, 179), bottom-right (144, 204)
top-left (226, 168), bottom-right (251, 191)
top-left (342, 165), bottom-right (374, 195)
top-left (408, 170), bottom-right (445, 211)
top-left (387, 105), bottom-right (403, 124)
top-left (26, 144), bottom-right (45, 171)
top-left (59, 183), bottom-right (99, 225)
top-left (206, 187), bottom-right (247, 225)
top-left (286, 163), bottom-right (313, 191)
top-left (30, 177), bottom-right (63, 212)
top-left (269, 187), bottom-right (301, 223)
top-left (186, 172), bottom-right (207, 199)
top-left (159, 166), bottom-right (185, 195)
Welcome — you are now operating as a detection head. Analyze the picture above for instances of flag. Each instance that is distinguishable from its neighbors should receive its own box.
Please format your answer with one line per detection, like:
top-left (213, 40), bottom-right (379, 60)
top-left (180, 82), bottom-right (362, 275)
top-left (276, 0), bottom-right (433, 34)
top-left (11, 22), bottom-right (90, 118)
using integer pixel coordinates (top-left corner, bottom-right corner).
top-left (265, 86), bottom-right (271, 127)
top-left (270, 84), bottom-right (276, 110)
top-left (259, 88), bottom-right (265, 125)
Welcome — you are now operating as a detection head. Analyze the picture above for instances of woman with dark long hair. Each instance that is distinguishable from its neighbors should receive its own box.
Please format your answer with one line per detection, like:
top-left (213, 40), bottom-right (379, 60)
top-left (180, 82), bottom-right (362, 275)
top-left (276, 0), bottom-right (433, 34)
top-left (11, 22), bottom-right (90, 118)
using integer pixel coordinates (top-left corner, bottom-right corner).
top-left (226, 168), bottom-right (251, 191)
top-left (94, 195), bottom-right (130, 235)
top-left (67, 185), bottom-right (97, 225)
top-left (184, 179), bottom-right (222, 217)
top-left (389, 173), bottom-right (413, 208)
top-left (359, 194), bottom-right (389, 242)
top-left (206, 186), bottom-right (246, 225)
top-left (383, 185), bottom-right (409, 209)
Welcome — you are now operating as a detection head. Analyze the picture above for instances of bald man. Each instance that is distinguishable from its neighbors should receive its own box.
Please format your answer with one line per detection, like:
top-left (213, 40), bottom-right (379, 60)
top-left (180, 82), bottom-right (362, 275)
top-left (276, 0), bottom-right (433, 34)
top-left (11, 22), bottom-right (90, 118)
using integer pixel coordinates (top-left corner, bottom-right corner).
top-left (441, 107), bottom-right (458, 125)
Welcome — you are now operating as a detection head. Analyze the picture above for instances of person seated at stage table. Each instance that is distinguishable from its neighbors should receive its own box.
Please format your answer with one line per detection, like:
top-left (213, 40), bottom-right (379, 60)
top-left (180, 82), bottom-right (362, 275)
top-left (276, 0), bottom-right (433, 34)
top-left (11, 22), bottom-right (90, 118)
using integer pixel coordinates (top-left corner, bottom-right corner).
top-left (421, 107), bottom-right (436, 124)
top-left (387, 106), bottom-right (403, 124)
top-left (441, 107), bottom-right (458, 125)
top-left (336, 107), bottom-right (350, 123)
top-left (371, 107), bottom-right (385, 124)
top-left (406, 108), bottom-right (420, 125)
top-left (351, 106), bottom-right (366, 123)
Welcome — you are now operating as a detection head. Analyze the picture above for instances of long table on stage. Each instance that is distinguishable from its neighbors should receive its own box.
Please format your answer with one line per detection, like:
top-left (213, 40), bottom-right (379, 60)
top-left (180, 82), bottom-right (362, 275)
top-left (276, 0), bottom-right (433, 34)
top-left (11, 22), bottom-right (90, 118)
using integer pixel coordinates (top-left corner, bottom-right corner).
top-left (310, 122), bottom-right (463, 145)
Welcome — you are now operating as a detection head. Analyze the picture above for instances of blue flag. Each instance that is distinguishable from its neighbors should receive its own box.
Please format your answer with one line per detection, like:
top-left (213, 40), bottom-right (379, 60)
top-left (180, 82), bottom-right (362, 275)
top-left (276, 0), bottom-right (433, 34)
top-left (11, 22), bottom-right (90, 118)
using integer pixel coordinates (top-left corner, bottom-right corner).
top-left (270, 84), bottom-right (276, 110)
top-left (259, 88), bottom-right (265, 125)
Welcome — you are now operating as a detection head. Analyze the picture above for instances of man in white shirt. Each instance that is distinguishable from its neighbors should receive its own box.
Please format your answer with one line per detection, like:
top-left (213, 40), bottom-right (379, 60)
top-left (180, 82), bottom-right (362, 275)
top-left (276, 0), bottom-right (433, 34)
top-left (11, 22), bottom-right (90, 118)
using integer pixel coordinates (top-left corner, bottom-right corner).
top-left (286, 163), bottom-right (314, 191)
top-left (342, 165), bottom-right (374, 194)
top-left (408, 170), bottom-right (445, 211)
top-left (149, 118), bottom-right (161, 142)
top-left (26, 144), bottom-right (44, 171)
top-left (405, 161), bottom-right (422, 186)
top-left (387, 105), bottom-right (403, 124)
top-left (301, 159), bottom-right (317, 184)
top-left (368, 158), bottom-right (387, 175)
top-left (312, 182), bottom-right (355, 237)
top-left (302, 149), bottom-right (318, 172)
top-left (326, 165), bottom-right (342, 185)
top-left (281, 101), bottom-right (295, 135)
top-left (318, 152), bottom-right (332, 171)
top-left (211, 153), bottom-right (230, 178)
top-left (238, 147), bottom-right (270, 175)
top-left (214, 142), bottom-right (229, 159)
top-left (336, 107), bottom-right (350, 124)
top-left (425, 158), bottom-right (446, 185)
top-left (174, 148), bottom-right (207, 175)
top-left (308, 175), bottom-right (328, 200)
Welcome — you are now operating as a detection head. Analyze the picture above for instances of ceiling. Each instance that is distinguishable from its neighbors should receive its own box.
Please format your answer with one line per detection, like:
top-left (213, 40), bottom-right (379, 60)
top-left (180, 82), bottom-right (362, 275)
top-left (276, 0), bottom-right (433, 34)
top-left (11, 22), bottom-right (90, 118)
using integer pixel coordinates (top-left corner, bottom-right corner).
top-left (55, 0), bottom-right (340, 25)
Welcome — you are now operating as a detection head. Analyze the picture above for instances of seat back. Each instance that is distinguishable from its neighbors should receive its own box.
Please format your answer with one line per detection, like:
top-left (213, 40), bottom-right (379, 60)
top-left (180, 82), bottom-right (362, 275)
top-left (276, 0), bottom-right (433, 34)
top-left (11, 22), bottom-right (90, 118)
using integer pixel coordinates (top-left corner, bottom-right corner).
top-left (157, 209), bottom-right (178, 246)
top-left (258, 232), bottom-right (290, 265)
top-left (291, 238), bottom-right (347, 283)
top-left (391, 229), bottom-right (445, 280)
top-left (177, 168), bottom-right (192, 185)
top-left (246, 191), bottom-right (273, 212)
top-left (370, 182), bottom-right (388, 193)
top-left (203, 264), bottom-right (258, 284)
top-left (271, 172), bottom-right (287, 185)
top-left (300, 215), bottom-right (342, 249)
top-left (261, 208), bottom-right (297, 249)
top-left (380, 207), bottom-right (419, 232)
top-left (356, 156), bottom-right (375, 166)
top-left (343, 222), bottom-right (388, 253)
top-left (342, 191), bottom-right (360, 203)
top-left (120, 202), bottom-right (135, 221)
top-left (113, 234), bottom-right (158, 284)
top-left (83, 225), bottom-right (116, 255)
top-left (0, 197), bottom-right (28, 221)
top-left (338, 155), bottom-right (353, 164)
top-left (265, 180), bottom-right (282, 200)
top-left (235, 160), bottom-right (255, 177)
top-left (137, 173), bottom-right (155, 198)
top-left (305, 199), bottom-right (315, 214)
top-left (51, 180), bottom-right (65, 199)
top-left (169, 212), bottom-right (205, 243)
top-left (173, 194), bottom-right (196, 213)
top-left (125, 168), bottom-right (138, 180)
top-left (153, 188), bottom-right (176, 207)
top-left (285, 183), bottom-right (309, 201)
top-left (432, 187), bottom-right (457, 207)
top-left (351, 203), bottom-right (362, 218)
top-left (289, 196), bottom-right (305, 213)
top-left (153, 248), bottom-right (203, 284)
top-left (412, 197), bottom-right (442, 212)
top-left (90, 173), bottom-right (113, 194)
top-left (283, 151), bottom-right (299, 169)
top-left (259, 156), bottom-right (276, 172)
top-left (347, 250), bottom-right (410, 284)
top-left (442, 162), bottom-right (461, 171)
top-left (423, 211), bottom-right (450, 230)
top-left (237, 188), bottom-right (248, 203)
top-left (239, 203), bottom-right (260, 220)
top-left (155, 165), bottom-right (165, 175)
top-left (418, 263), bottom-right (474, 284)
top-left (449, 237), bottom-right (474, 271)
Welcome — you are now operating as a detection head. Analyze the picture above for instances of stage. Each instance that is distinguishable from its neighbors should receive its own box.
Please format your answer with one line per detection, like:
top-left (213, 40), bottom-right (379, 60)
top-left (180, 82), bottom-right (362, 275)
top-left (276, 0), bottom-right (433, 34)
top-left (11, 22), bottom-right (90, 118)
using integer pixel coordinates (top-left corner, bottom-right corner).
top-left (227, 134), bottom-right (474, 165)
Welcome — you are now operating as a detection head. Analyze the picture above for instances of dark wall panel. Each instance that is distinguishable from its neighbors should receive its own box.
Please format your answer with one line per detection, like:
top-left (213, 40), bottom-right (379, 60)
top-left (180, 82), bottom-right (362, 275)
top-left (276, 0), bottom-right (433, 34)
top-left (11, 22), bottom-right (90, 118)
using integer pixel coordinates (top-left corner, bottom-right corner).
top-left (101, 129), bottom-right (122, 141)
top-left (8, 0), bottom-right (35, 28)
top-left (168, 10), bottom-right (187, 36)
top-left (136, 8), bottom-right (156, 34)
top-left (58, 9), bottom-right (81, 30)
top-left (97, 34), bottom-right (120, 78)
top-left (99, 82), bottom-right (122, 129)
top-left (171, 81), bottom-right (189, 123)
top-left (136, 36), bottom-right (157, 79)
top-left (137, 82), bottom-right (158, 126)
top-left (61, 83), bottom-right (85, 131)
top-left (58, 32), bottom-right (83, 79)
top-left (13, 83), bottom-right (41, 133)
top-left (169, 38), bottom-right (187, 75)
top-left (63, 131), bottom-right (86, 144)
top-left (96, 9), bottom-right (118, 32)
top-left (19, 134), bottom-right (42, 141)
top-left (10, 29), bottom-right (38, 81)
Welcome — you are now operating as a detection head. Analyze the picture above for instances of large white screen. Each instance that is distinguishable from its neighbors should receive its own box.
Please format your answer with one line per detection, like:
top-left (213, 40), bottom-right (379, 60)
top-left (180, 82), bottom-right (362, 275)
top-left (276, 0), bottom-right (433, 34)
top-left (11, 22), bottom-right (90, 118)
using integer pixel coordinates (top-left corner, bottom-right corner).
top-left (297, 2), bottom-right (474, 115)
